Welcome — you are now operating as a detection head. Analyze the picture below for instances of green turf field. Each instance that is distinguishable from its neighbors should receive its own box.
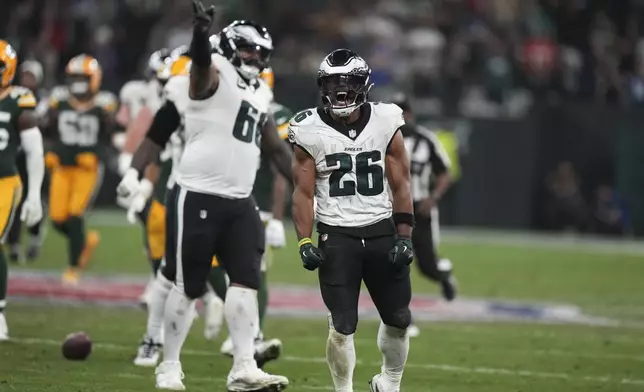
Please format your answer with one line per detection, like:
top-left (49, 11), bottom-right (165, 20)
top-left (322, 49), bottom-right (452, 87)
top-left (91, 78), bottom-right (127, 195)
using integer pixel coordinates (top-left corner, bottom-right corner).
top-left (2, 210), bottom-right (643, 391)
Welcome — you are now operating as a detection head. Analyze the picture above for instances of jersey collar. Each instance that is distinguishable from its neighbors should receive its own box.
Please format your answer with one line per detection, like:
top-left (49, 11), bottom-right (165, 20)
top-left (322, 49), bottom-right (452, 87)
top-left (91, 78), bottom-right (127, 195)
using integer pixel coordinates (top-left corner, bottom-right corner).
top-left (317, 103), bottom-right (371, 141)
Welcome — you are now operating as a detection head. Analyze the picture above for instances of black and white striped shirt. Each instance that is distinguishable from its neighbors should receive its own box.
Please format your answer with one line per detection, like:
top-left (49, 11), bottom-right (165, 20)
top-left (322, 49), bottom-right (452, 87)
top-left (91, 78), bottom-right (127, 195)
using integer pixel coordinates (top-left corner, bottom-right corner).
top-left (401, 124), bottom-right (451, 201)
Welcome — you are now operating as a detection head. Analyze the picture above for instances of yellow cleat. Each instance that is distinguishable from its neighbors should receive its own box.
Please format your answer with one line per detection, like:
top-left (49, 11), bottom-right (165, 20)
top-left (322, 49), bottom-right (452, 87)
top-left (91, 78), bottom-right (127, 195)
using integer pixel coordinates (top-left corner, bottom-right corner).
top-left (61, 268), bottom-right (80, 286)
top-left (79, 230), bottom-right (100, 270)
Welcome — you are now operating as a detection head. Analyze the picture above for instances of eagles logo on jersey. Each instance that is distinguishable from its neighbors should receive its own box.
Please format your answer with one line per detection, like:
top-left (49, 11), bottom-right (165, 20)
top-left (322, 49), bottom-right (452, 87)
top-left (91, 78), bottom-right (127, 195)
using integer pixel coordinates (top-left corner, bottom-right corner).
top-left (289, 49), bottom-right (404, 228)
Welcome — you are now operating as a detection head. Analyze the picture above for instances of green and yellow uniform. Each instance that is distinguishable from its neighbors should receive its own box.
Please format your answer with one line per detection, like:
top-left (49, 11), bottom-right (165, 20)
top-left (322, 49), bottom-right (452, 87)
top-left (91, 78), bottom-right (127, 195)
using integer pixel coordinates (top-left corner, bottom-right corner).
top-left (46, 87), bottom-right (117, 222)
top-left (0, 86), bottom-right (37, 242)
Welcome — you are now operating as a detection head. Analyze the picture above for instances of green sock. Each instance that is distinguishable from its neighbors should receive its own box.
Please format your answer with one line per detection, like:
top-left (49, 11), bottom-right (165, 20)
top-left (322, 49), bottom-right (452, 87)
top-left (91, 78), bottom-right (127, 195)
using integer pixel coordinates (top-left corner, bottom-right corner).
top-left (208, 267), bottom-right (228, 301)
top-left (0, 247), bottom-right (7, 309)
top-left (66, 217), bottom-right (85, 267)
top-left (258, 271), bottom-right (268, 330)
top-left (52, 220), bottom-right (70, 236)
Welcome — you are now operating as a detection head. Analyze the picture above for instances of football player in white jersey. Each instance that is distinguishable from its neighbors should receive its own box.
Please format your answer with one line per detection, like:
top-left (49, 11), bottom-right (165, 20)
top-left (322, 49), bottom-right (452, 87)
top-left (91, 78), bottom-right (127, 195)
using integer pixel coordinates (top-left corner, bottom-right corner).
top-left (289, 49), bottom-right (415, 392)
top-left (116, 49), bottom-right (173, 306)
top-left (115, 48), bottom-right (170, 176)
top-left (117, 2), bottom-right (291, 390)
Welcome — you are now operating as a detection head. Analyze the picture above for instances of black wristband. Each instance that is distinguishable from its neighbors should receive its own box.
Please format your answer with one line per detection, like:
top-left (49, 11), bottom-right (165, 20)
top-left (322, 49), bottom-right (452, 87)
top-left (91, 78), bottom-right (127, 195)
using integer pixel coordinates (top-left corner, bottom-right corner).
top-left (393, 212), bottom-right (415, 227)
top-left (189, 28), bottom-right (212, 67)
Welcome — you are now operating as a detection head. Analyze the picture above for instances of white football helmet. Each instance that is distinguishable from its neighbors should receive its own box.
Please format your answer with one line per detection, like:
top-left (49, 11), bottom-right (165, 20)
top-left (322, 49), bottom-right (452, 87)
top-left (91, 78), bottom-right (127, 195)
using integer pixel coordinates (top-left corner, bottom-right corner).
top-left (317, 49), bottom-right (373, 117)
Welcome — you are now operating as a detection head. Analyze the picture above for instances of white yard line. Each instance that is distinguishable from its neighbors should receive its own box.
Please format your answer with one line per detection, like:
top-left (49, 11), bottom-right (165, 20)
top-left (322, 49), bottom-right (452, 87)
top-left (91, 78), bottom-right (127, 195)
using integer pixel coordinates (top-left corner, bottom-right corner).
top-left (11, 337), bottom-right (644, 387)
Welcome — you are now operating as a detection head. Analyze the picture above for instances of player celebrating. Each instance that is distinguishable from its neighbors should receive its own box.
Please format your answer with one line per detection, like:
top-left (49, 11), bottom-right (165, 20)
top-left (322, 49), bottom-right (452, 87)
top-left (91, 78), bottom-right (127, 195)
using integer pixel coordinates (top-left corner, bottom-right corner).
top-left (44, 54), bottom-right (117, 286)
top-left (118, 2), bottom-right (291, 390)
top-left (217, 66), bottom-right (291, 363)
top-left (289, 49), bottom-right (415, 392)
top-left (0, 40), bottom-right (45, 340)
top-left (128, 49), bottom-right (226, 368)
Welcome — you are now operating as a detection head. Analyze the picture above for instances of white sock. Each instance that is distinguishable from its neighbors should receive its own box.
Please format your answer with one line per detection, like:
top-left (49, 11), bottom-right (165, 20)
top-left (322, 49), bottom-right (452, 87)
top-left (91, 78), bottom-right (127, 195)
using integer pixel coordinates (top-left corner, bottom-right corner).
top-left (162, 285), bottom-right (196, 362)
top-left (224, 286), bottom-right (258, 370)
top-left (201, 284), bottom-right (217, 305)
top-left (326, 328), bottom-right (356, 392)
top-left (146, 271), bottom-right (173, 343)
top-left (377, 322), bottom-right (409, 388)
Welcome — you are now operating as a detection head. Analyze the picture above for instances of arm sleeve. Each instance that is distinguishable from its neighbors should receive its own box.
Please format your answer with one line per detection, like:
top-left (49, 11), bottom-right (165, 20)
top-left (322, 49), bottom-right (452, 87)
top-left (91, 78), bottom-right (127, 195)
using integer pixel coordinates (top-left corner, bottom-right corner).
top-left (147, 99), bottom-right (181, 147)
top-left (19, 127), bottom-right (45, 200)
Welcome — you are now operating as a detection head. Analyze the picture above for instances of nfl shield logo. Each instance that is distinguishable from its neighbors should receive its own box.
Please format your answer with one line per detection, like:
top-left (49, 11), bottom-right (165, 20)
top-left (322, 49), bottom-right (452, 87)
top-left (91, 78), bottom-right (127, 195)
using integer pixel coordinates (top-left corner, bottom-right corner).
top-left (320, 234), bottom-right (328, 242)
top-left (348, 129), bottom-right (356, 138)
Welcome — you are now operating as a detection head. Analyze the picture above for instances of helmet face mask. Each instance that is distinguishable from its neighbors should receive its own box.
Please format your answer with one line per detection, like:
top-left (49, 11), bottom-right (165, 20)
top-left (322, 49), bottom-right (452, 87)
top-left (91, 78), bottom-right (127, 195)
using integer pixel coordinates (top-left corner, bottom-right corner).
top-left (220, 21), bottom-right (273, 81)
top-left (318, 49), bottom-right (373, 117)
top-left (65, 54), bottom-right (102, 101)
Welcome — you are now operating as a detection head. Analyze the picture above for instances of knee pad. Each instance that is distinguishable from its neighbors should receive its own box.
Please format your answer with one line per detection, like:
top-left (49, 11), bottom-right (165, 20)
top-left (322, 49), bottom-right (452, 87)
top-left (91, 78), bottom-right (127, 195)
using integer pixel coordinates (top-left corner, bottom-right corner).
top-left (184, 281), bottom-right (207, 300)
top-left (381, 307), bottom-right (412, 330)
top-left (329, 311), bottom-right (358, 335)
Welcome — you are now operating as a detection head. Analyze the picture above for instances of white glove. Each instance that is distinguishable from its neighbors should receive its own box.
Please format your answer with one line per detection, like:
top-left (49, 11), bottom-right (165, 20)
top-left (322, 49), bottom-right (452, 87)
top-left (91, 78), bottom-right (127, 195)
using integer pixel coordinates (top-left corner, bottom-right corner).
top-left (127, 178), bottom-right (154, 224)
top-left (117, 168), bottom-right (140, 199)
top-left (20, 195), bottom-right (43, 227)
top-left (265, 219), bottom-right (286, 248)
top-left (118, 153), bottom-right (133, 177)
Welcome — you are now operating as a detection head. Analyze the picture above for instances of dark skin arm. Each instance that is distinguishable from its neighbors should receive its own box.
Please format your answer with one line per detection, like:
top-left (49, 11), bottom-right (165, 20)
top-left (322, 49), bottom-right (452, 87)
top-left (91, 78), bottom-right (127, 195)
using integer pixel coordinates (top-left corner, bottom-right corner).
top-left (417, 172), bottom-right (451, 217)
top-left (189, 61), bottom-right (219, 100)
top-left (261, 115), bottom-right (293, 184)
top-left (386, 130), bottom-right (414, 238)
top-left (271, 162), bottom-right (287, 220)
top-left (189, 1), bottom-right (219, 100)
top-left (130, 138), bottom-right (163, 174)
top-left (18, 110), bottom-right (39, 131)
top-left (292, 145), bottom-right (316, 241)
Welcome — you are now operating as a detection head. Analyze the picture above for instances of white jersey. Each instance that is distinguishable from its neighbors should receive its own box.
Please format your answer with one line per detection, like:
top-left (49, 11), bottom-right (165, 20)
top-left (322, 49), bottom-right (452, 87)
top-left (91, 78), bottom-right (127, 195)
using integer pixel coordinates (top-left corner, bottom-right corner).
top-left (288, 102), bottom-right (404, 227)
top-left (178, 53), bottom-right (273, 198)
top-left (119, 79), bottom-right (164, 119)
top-left (161, 75), bottom-right (191, 190)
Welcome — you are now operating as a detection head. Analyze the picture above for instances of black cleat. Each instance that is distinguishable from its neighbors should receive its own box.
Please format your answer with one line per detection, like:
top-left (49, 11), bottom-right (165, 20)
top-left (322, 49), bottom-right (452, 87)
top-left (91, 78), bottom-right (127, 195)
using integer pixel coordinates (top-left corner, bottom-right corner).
top-left (441, 275), bottom-right (457, 301)
top-left (254, 338), bottom-right (282, 369)
top-left (8, 244), bottom-right (24, 264)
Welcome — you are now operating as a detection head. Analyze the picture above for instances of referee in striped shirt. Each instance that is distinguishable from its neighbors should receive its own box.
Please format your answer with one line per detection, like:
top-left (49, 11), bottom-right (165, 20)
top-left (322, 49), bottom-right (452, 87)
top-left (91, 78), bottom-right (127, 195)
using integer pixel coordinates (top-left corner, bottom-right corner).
top-left (392, 93), bottom-right (457, 313)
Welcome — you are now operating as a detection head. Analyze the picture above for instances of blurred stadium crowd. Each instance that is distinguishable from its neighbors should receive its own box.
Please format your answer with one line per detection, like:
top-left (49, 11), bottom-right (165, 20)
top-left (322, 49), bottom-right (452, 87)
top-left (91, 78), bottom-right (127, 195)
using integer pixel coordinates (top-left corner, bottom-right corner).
top-left (2, 0), bottom-right (639, 236)
top-left (6, 0), bottom-right (644, 112)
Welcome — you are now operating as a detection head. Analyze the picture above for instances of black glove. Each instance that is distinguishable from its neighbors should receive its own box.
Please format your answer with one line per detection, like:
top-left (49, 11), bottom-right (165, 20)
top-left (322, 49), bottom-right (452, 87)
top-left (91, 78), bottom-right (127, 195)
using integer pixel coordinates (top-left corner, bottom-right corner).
top-left (299, 239), bottom-right (324, 271)
top-left (192, 0), bottom-right (216, 34)
top-left (389, 237), bottom-right (414, 268)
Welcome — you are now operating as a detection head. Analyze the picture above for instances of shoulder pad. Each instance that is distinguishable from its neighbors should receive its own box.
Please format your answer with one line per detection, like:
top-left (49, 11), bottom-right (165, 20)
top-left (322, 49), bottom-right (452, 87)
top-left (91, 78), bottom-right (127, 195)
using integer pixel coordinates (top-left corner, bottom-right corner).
top-left (288, 108), bottom-right (317, 128)
top-left (371, 102), bottom-right (405, 131)
top-left (287, 108), bottom-right (320, 156)
top-left (48, 86), bottom-right (69, 109)
top-left (9, 86), bottom-right (38, 109)
top-left (96, 91), bottom-right (118, 113)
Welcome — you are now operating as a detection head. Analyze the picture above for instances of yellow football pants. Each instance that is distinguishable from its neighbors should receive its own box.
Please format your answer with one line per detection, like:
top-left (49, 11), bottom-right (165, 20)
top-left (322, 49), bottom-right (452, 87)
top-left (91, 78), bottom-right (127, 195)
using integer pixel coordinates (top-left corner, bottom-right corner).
top-left (48, 154), bottom-right (102, 222)
top-left (0, 175), bottom-right (23, 244)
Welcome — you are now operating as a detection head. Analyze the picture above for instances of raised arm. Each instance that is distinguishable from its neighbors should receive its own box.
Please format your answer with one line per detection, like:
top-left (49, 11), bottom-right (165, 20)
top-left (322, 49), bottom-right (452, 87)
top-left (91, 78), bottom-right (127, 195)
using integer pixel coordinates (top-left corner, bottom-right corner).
top-left (386, 130), bottom-right (414, 238)
top-left (261, 115), bottom-right (293, 184)
top-left (189, 0), bottom-right (219, 100)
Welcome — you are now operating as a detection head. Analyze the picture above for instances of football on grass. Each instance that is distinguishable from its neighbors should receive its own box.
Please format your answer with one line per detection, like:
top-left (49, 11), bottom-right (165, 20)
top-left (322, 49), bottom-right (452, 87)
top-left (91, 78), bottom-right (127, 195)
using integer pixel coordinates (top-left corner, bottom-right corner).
top-left (62, 332), bottom-right (92, 360)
